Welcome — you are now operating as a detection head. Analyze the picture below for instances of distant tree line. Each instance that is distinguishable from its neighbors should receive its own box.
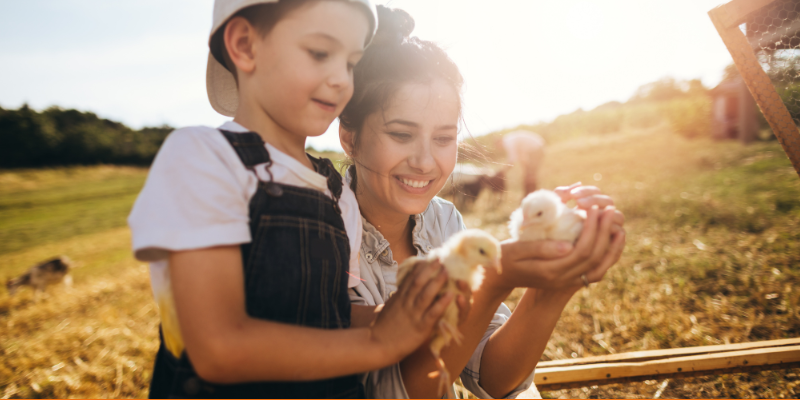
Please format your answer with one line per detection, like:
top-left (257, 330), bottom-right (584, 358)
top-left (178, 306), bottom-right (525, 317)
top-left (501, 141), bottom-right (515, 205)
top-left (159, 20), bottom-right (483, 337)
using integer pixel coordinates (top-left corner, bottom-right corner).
top-left (0, 105), bottom-right (172, 168)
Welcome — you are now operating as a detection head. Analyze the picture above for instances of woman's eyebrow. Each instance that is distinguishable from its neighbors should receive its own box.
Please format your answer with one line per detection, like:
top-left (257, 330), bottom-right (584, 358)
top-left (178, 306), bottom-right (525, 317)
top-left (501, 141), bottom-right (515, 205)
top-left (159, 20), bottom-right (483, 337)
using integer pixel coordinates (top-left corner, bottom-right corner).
top-left (385, 119), bottom-right (419, 128)
top-left (435, 124), bottom-right (458, 131)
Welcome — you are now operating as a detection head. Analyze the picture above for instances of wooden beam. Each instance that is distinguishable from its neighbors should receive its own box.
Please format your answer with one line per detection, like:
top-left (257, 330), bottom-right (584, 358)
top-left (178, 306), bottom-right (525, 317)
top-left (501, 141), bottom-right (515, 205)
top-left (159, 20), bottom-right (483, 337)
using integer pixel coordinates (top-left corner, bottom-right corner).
top-left (535, 345), bottom-right (800, 390)
top-left (538, 337), bottom-right (800, 368)
top-left (711, 0), bottom-right (779, 28)
top-left (709, 2), bottom-right (800, 179)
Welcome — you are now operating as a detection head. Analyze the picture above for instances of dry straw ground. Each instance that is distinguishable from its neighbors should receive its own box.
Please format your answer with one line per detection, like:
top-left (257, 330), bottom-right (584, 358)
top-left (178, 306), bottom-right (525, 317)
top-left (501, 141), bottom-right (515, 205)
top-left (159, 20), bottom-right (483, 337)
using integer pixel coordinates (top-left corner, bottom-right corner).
top-left (2, 126), bottom-right (800, 398)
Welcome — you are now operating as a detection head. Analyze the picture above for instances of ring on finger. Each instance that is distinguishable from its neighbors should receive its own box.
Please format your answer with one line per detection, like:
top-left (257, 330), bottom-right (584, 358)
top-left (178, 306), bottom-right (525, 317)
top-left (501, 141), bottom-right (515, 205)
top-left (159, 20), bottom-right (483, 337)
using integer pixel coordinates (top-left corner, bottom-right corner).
top-left (581, 274), bottom-right (590, 288)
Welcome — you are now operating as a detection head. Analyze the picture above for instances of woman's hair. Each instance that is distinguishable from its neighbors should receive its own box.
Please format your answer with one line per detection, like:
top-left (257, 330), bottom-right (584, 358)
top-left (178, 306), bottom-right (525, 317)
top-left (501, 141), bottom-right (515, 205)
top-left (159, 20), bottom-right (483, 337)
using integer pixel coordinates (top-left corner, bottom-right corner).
top-left (340, 5), bottom-right (464, 191)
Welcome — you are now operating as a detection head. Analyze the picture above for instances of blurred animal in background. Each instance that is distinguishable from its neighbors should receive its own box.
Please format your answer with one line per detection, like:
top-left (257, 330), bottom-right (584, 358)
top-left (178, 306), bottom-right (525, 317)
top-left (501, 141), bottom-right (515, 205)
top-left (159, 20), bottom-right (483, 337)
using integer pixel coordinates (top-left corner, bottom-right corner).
top-left (495, 130), bottom-right (545, 195)
top-left (6, 256), bottom-right (73, 296)
top-left (509, 190), bottom-right (585, 243)
top-left (440, 164), bottom-right (507, 210)
top-left (396, 229), bottom-right (502, 397)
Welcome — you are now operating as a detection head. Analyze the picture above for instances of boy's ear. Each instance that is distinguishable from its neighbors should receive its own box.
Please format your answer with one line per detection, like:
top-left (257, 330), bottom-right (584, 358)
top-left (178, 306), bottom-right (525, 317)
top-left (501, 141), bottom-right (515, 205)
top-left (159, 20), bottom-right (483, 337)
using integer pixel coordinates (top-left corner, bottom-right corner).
top-left (224, 16), bottom-right (258, 75)
top-left (339, 125), bottom-right (356, 157)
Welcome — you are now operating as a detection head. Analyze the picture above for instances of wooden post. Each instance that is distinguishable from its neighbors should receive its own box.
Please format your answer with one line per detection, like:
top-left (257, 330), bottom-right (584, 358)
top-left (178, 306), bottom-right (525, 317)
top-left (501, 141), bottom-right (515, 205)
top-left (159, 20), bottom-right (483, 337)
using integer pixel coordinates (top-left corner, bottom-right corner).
top-left (709, 0), bottom-right (800, 177)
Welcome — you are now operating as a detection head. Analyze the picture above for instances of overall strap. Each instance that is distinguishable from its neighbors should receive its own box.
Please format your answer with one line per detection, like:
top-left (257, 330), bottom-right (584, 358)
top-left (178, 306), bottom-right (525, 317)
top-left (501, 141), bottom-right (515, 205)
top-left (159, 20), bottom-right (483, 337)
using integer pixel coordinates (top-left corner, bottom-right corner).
top-left (219, 129), bottom-right (271, 168)
top-left (309, 154), bottom-right (344, 213)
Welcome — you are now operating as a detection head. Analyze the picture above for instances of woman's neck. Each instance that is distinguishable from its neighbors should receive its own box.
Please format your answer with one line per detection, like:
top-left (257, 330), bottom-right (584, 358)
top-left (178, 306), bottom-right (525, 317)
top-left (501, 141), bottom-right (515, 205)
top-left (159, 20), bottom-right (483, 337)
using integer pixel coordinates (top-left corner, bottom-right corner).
top-left (357, 192), bottom-right (416, 262)
top-left (233, 103), bottom-right (312, 170)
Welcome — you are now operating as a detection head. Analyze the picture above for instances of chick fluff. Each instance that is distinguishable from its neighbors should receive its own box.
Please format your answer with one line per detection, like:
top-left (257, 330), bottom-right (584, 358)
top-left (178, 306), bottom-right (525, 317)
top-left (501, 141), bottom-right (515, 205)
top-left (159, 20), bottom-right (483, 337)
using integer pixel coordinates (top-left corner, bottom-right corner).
top-left (508, 189), bottom-right (586, 243)
top-left (396, 229), bottom-right (502, 397)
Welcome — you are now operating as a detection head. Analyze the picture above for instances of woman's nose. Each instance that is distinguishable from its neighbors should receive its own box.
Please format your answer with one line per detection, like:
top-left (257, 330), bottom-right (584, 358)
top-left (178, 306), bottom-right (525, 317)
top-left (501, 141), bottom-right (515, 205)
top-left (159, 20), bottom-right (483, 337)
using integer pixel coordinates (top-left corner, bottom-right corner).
top-left (408, 141), bottom-right (436, 172)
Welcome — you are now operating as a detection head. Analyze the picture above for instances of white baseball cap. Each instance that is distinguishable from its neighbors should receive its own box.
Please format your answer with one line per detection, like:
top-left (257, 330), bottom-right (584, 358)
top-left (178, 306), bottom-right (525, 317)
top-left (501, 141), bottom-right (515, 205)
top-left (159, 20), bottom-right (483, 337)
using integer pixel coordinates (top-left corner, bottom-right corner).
top-left (206, 0), bottom-right (378, 117)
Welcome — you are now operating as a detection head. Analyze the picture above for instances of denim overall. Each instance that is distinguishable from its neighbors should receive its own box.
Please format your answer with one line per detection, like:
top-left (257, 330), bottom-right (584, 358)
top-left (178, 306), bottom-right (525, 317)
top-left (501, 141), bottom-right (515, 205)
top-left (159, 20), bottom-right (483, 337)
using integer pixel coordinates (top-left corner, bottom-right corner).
top-left (148, 130), bottom-right (363, 398)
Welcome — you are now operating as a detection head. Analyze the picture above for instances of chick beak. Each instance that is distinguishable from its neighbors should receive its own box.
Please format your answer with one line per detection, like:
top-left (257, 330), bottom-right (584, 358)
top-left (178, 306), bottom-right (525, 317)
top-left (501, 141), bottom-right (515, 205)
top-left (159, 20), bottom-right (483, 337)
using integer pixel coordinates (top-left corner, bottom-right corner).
top-left (489, 257), bottom-right (502, 274)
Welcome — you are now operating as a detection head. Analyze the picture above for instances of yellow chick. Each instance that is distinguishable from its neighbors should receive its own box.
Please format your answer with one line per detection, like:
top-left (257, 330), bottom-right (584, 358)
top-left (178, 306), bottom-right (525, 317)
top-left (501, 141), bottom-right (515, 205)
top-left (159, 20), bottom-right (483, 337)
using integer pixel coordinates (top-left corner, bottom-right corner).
top-left (508, 189), bottom-right (585, 243)
top-left (396, 229), bottom-right (502, 397)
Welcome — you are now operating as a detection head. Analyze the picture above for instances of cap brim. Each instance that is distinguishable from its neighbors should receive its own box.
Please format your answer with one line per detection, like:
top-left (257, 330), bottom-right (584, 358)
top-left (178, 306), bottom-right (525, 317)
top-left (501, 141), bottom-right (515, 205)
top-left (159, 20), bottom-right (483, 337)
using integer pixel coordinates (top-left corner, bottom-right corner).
top-left (206, 52), bottom-right (238, 117)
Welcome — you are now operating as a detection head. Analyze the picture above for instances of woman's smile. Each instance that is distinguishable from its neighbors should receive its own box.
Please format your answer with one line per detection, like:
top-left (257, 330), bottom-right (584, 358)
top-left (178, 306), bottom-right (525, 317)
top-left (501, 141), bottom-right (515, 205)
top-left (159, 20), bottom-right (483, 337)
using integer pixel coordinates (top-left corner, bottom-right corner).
top-left (395, 175), bottom-right (435, 193)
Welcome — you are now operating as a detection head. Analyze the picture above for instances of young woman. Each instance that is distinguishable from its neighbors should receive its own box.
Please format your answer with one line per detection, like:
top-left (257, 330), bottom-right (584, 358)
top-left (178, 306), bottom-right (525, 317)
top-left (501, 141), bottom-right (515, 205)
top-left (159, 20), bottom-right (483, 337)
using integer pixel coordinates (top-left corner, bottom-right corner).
top-left (340, 6), bottom-right (626, 399)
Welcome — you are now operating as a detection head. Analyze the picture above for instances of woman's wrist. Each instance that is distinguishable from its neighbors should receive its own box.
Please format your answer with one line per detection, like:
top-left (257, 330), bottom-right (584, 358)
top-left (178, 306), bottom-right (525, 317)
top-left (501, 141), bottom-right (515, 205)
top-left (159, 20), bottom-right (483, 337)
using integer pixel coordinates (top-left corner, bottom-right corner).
top-left (480, 268), bottom-right (515, 302)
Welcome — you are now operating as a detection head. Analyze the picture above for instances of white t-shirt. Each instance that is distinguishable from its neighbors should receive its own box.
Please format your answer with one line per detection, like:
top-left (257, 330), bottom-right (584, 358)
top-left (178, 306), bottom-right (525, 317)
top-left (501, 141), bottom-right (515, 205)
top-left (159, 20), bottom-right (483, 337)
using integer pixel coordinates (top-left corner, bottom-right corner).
top-left (128, 121), bottom-right (362, 357)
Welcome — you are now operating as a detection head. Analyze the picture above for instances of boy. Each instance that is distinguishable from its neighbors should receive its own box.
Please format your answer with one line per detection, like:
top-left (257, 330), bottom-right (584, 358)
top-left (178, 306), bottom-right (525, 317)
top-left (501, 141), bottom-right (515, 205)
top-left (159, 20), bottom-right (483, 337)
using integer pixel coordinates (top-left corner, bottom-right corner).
top-left (128, 0), bottom-right (453, 397)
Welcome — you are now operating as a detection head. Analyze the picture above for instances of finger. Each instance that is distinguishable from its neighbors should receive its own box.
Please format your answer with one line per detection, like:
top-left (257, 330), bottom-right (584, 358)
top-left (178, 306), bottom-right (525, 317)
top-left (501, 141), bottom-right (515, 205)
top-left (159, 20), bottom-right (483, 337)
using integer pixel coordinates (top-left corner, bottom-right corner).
top-left (570, 205), bottom-right (600, 263)
top-left (613, 209), bottom-right (625, 227)
top-left (585, 230), bottom-right (626, 283)
top-left (455, 279), bottom-right (473, 298)
top-left (554, 182), bottom-right (582, 202)
top-left (456, 294), bottom-right (470, 323)
top-left (502, 239), bottom-right (573, 262)
top-left (576, 194), bottom-right (615, 210)
top-left (423, 292), bottom-right (455, 327)
top-left (585, 206), bottom-right (616, 265)
top-left (415, 266), bottom-right (448, 310)
top-left (401, 259), bottom-right (441, 308)
top-left (570, 186), bottom-right (602, 199)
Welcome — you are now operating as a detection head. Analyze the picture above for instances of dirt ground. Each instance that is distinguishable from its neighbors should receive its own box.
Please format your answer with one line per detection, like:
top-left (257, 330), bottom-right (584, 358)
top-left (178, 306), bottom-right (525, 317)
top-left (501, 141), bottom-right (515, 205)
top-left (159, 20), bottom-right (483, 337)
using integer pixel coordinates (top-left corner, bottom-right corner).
top-left (2, 126), bottom-right (800, 398)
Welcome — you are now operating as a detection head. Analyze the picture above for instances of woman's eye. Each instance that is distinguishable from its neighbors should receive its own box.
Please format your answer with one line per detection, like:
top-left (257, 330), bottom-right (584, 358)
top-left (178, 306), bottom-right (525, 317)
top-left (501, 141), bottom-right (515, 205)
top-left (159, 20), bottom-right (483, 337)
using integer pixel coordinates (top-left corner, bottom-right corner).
top-left (388, 132), bottom-right (412, 141)
top-left (308, 50), bottom-right (328, 61)
top-left (435, 136), bottom-right (456, 145)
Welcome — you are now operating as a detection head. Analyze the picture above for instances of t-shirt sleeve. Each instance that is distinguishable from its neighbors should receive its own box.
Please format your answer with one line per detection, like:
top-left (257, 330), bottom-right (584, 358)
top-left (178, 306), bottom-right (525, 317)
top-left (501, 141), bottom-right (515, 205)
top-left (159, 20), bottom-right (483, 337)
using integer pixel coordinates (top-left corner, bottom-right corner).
top-left (128, 127), bottom-right (254, 262)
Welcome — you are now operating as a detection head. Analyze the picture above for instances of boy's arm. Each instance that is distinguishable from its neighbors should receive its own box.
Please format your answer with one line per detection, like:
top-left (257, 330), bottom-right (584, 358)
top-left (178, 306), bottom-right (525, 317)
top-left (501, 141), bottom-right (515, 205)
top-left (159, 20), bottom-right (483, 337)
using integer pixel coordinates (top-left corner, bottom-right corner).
top-left (171, 246), bottom-right (452, 384)
top-left (350, 304), bottom-right (379, 328)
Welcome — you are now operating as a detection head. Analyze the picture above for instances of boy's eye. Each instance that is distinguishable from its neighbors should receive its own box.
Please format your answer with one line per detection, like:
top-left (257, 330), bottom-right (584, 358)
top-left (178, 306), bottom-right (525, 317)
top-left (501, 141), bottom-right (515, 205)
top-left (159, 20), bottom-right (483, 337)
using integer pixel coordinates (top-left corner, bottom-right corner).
top-left (308, 50), bottom-right (328, 61)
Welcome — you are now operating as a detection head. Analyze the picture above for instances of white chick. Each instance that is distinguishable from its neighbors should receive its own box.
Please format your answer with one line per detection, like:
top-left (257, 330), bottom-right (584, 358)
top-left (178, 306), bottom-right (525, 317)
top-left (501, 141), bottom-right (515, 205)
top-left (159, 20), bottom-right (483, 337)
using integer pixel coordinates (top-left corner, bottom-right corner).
top-left (396, 229), bottom-right (502, 398)
top-left (508, 190), bottom-right (586, 243)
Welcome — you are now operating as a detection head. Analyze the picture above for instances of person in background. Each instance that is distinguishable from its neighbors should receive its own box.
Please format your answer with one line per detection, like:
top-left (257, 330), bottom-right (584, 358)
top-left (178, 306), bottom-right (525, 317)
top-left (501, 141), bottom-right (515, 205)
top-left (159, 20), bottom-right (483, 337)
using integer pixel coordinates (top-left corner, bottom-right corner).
top-left (496, 130), bottom-right (546, 195)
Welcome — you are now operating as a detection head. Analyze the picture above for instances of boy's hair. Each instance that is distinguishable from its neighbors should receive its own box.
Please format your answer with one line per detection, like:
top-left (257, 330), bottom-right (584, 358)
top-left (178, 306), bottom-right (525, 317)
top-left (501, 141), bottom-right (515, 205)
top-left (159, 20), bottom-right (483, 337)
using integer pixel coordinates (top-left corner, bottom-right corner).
top-left (210, 1), bottom-right (308, 84)
top-left (339, 5), bottom-right (465, 191)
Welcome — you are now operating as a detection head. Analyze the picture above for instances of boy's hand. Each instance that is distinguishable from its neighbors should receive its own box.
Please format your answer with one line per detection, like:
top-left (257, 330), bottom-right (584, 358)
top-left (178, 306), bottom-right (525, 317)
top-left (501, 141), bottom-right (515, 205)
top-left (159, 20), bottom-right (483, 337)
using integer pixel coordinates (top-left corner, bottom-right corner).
top-left (455, 280), bottom-right (473, 325)
top-left (369, 259), bottom-right (454, 362)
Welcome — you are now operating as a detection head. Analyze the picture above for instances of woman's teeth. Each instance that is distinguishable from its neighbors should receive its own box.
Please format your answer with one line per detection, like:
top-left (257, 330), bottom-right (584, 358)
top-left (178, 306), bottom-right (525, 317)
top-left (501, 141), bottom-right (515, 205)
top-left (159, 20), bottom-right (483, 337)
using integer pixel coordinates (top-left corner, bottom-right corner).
top-left (400, 178), bottom-right (430, 188)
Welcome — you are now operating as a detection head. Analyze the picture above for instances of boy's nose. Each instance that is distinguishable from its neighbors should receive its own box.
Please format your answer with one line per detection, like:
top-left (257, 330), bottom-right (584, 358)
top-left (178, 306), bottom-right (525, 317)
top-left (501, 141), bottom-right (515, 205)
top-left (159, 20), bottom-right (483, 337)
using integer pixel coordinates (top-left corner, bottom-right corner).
top-left (327, 63), bottom-right (351, 89)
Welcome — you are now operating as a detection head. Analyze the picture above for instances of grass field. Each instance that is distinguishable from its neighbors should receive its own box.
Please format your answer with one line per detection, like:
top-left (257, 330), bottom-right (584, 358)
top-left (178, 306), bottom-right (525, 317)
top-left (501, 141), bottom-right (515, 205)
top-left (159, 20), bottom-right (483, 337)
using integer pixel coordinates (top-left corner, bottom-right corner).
top-left (2, 127), bottom-right (800, 398)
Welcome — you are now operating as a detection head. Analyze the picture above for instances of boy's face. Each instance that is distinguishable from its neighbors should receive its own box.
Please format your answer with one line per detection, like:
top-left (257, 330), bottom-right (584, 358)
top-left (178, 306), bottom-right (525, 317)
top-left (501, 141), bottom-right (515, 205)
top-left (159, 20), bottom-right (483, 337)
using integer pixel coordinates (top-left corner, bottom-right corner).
top-left (247, 1), bottom-right (369, 138)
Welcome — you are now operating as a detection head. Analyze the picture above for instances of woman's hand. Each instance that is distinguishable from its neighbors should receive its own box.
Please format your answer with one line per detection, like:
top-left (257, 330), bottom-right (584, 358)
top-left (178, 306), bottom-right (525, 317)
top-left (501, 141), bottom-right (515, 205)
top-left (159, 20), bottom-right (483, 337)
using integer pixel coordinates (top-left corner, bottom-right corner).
top-left (486, 205), bottom-right (626, 291)
top-left (555, 182), bottom-right (625, 233)
top-left (369, 259), bottom-right (454, 362)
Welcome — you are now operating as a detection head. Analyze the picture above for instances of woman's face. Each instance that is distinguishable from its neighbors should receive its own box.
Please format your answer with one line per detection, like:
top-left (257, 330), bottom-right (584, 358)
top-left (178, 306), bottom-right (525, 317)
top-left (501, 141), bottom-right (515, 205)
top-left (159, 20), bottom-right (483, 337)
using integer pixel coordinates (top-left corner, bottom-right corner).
top-left (347, 78), bottom-right (460, 217)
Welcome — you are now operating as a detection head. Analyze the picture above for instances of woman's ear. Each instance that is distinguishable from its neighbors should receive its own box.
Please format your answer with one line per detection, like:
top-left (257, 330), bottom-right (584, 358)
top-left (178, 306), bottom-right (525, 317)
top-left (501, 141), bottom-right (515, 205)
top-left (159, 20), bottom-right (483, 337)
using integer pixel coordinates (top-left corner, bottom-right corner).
top-left (339, 125), bottom-right (356, 157)
top-left (224, 16), bottom-right (258, 75)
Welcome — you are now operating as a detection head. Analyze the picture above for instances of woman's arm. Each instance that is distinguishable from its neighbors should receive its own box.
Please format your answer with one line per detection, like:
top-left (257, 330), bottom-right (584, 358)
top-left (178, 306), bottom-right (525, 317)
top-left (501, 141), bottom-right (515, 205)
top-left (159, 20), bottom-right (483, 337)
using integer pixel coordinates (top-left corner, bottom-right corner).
top-left (401, 205), bottom-right (622, 398)
top-left (478, 228), bottom-right (626, 397)
top-left (171, 246), bottom-right (453, 384)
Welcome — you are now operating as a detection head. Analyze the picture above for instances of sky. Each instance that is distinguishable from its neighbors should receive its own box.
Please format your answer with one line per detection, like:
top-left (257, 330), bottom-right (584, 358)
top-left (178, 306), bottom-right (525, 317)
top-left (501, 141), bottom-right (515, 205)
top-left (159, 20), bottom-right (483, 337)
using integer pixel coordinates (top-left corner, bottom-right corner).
top-left (0, 0), bottom-right (733, 151)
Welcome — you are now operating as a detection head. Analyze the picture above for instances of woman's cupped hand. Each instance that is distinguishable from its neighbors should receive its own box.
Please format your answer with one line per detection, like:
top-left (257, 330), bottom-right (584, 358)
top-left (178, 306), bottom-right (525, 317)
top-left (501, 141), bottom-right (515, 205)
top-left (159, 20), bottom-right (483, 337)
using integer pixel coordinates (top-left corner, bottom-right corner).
top-left (485, 183), bottom-right (626, 292)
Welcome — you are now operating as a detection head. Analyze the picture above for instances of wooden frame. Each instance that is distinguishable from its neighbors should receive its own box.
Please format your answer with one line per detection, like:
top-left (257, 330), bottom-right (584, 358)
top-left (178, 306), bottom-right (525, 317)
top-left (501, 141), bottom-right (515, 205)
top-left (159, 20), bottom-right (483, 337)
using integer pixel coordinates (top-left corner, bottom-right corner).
top-left (708, 0), bottom-right (800, 178)
top-left (535, 338), bottom-right (800, 390)
top-left (527, 1), bottom-right (800, 392)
